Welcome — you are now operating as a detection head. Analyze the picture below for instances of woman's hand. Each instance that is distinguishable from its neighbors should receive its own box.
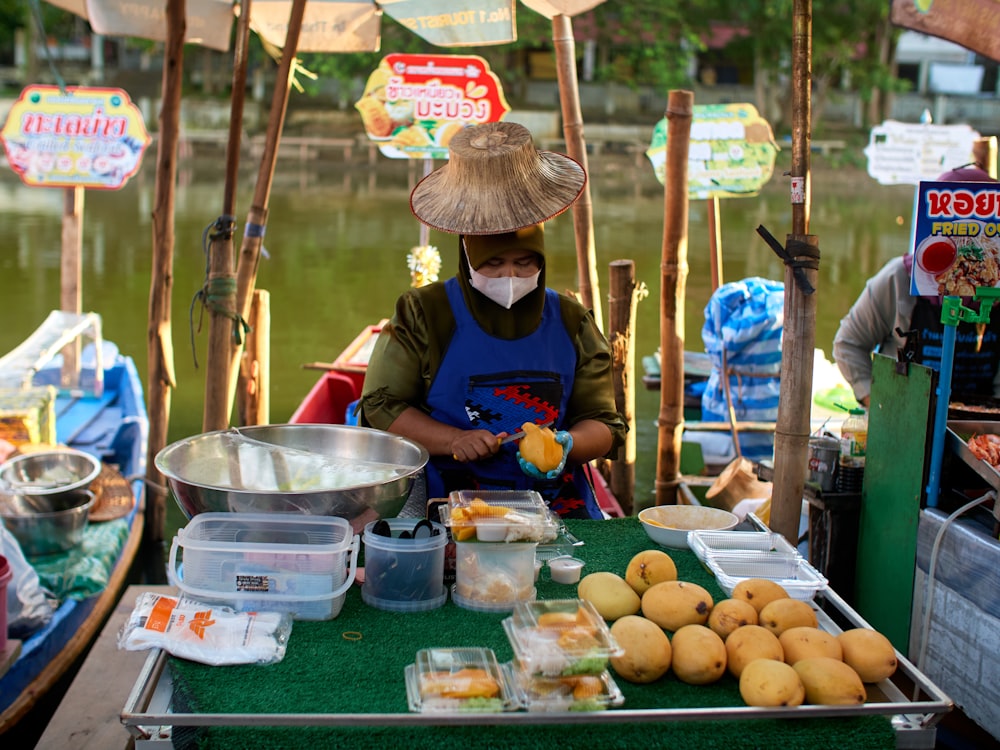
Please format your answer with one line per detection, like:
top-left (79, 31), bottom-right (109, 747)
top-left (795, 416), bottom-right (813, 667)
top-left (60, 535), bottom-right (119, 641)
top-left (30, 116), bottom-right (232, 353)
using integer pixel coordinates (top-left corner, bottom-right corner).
top-left (449, 429), bottom-right (502, 462)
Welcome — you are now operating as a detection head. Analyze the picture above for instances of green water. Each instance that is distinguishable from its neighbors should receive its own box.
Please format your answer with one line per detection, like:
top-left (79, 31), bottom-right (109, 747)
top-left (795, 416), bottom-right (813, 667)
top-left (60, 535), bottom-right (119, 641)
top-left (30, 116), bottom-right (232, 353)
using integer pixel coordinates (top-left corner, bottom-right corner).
top-left (0, 151), bottom-right (917, 535)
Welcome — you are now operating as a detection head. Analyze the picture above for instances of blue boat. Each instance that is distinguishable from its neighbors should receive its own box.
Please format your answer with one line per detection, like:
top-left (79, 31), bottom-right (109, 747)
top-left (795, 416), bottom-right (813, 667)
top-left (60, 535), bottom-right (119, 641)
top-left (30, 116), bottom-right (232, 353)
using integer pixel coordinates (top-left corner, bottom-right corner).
top-left (0, 311), bottom-right (148, 732)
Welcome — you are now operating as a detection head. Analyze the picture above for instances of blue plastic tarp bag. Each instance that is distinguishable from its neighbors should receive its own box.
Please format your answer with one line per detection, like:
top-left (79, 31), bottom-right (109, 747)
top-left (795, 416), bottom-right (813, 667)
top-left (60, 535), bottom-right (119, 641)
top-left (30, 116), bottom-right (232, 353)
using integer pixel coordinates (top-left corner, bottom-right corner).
top-left (701, 277), bottom-right (784, 461)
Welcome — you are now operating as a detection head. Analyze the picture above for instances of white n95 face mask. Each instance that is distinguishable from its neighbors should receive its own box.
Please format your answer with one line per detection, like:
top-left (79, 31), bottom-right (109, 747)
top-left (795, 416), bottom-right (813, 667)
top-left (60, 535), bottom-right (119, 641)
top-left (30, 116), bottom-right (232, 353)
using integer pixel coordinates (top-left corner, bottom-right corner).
top-left (466, 247), bottom-right (540, 309)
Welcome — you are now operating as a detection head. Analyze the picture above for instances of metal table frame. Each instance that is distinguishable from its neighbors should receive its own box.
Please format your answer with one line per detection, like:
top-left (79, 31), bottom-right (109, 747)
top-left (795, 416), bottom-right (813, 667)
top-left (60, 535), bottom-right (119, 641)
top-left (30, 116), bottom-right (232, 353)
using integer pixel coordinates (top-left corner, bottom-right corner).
top-left (121, 585), bottom-right (952, 748)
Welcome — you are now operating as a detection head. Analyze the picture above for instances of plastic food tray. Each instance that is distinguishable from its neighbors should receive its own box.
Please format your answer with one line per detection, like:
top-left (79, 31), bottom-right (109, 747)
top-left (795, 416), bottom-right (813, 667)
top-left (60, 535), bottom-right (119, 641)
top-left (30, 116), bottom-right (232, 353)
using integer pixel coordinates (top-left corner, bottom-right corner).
top-left (404, 647), bottom-right (517, 713)
top-left (503, 599), bottom-right (622, 677)
top-left (688, 530), bottom-right (797, 563)
top-left (443, 490), bottom-right (558, 543)
top-left (706, 554), bottom-right (828, 600)
top-left (504, 661), bottom-right (625, 712)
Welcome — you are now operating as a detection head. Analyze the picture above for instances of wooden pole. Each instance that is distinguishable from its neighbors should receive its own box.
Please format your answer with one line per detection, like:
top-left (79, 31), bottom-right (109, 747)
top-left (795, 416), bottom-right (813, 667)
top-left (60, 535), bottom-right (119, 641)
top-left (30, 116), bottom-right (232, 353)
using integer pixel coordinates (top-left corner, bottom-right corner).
top-left (201, 0), bottom-right (255, 432)
top-left (60, 186), bottom-right (83, 387)
top-left (230, 0), bottom-right (308, 422)
top-left (238, 290), bottom-right (270, 426)
top-left (552, 14), bottom-right (602, 329)
top-left (707, 196), bottom-right (723, 291)
top-left (769, 0), bottom-right (815, 544)
top-left (608, 259), bottom-right (640, 513)
top-left (144, 0), bottom-right (185, 543)
top-left (655, 90), bottom-right (693, 508)
top-left (973, 135), bottom-right (997, 177)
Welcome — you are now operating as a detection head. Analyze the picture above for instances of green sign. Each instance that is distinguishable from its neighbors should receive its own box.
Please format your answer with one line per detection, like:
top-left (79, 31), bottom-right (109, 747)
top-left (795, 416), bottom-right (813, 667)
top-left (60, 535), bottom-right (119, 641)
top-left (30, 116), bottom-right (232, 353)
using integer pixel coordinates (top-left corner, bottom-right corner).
top-left (646, 103), bottom-right (778, 199)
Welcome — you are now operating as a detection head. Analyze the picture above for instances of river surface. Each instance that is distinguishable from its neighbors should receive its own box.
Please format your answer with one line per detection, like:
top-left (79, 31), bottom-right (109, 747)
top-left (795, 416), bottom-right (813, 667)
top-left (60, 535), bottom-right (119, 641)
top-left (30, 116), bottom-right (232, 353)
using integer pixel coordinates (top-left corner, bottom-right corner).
top-left (0, 149), bottom-right (917, 527)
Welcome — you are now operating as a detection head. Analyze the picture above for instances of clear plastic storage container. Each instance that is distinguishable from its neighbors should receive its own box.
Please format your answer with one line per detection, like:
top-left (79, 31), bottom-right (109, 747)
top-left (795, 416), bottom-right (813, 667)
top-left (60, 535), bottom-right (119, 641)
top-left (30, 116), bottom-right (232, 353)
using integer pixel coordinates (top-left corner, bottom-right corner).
top-left (443, 490), bottom-right (558, 543)
top-left (168, 512), bottom-right (358, 620)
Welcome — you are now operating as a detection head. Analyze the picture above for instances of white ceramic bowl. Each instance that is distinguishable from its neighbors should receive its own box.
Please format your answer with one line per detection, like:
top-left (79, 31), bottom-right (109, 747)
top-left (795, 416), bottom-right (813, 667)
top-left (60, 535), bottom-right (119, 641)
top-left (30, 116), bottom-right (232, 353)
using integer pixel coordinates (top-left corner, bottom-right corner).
top-left (638, 505), bottom-right (739, 549)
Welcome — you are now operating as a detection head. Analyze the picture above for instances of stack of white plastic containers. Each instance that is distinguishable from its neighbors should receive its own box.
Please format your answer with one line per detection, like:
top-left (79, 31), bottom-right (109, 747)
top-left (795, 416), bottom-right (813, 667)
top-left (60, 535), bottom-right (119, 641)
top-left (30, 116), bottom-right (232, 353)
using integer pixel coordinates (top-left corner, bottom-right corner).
top-left (689, 529), bottom-right (828, 600)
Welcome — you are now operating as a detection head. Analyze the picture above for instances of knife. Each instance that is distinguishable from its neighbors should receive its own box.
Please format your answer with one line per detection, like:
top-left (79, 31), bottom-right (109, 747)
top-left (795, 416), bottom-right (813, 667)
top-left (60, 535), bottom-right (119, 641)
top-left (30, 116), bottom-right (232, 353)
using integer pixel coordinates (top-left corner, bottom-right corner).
top-left (497, 420), bottom-right (555, 445)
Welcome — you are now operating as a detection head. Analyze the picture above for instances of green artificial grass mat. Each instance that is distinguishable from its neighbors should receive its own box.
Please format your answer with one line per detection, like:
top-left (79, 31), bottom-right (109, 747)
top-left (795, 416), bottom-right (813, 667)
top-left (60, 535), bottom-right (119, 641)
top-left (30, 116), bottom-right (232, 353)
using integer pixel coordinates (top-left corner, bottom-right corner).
top-left (168, 517), bottom-right (898, 749)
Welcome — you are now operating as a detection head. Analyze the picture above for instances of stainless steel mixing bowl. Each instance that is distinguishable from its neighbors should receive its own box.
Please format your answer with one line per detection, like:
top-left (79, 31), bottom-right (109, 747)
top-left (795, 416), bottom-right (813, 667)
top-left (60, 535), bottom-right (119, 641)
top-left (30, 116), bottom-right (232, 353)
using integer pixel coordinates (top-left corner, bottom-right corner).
top-left (155, 424), bottom-right (429, 532)
top-left (0, 448), bottom-right (102, 511)
top-left (0, 488), bottom-right (95, 555)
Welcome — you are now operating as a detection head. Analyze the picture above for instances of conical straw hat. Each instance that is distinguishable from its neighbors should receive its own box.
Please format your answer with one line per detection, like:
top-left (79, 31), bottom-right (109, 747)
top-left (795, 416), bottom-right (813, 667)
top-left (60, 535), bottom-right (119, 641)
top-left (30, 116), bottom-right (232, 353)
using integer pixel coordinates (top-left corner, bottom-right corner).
top-left (410, 121), bottom-right (586, 235)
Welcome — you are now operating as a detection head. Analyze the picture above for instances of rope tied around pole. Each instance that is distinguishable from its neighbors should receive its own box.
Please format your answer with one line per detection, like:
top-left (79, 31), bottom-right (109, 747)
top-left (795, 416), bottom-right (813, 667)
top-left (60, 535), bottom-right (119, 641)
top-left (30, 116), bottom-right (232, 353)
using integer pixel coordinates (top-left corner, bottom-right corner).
top-left (755, 225), bottom-right (819, 295)
top-left (189, 215), bottom-right (252, 368)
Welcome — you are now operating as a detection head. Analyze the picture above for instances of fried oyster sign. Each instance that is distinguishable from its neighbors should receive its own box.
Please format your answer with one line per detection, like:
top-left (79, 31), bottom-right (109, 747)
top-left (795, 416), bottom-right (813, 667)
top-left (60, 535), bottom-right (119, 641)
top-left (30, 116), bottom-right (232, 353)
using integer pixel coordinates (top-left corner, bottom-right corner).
top-left (355, 53), bottom-right (510, 160)
top-left (911, 180), bottom-right (1000, 298)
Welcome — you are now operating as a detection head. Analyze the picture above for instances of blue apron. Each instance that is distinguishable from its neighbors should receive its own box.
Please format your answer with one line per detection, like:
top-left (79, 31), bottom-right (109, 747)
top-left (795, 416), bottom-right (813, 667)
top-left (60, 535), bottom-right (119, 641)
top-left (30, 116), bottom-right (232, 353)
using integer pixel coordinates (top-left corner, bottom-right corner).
top-left (424, 279), bottom-right (601, 518)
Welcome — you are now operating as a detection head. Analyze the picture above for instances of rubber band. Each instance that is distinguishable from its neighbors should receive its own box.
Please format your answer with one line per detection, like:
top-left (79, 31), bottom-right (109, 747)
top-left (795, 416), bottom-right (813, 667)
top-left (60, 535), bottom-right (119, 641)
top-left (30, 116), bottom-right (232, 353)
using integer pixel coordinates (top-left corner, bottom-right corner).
top-left (342, 631), bottom-right (363, 641)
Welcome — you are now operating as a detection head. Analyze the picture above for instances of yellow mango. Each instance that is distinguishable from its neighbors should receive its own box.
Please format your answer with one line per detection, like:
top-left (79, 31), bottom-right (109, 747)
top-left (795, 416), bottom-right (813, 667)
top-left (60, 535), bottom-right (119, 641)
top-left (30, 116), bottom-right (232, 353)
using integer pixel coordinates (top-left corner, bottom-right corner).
top-left (519, 422), bottom-right (563, 472)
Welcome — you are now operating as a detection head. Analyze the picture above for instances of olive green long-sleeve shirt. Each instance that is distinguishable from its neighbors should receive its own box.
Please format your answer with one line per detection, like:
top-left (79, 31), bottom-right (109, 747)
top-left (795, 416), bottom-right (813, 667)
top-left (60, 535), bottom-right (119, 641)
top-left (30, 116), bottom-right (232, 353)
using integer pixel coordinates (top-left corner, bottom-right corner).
top-left (360, 281), bottom-right (627, 458)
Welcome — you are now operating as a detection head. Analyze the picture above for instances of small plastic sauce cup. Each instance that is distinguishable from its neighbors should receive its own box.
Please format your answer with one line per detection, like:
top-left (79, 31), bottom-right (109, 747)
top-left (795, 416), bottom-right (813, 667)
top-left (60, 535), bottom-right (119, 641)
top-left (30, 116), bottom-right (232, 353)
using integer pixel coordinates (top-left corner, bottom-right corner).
top-left (547, 556), bottom-right (585, 584)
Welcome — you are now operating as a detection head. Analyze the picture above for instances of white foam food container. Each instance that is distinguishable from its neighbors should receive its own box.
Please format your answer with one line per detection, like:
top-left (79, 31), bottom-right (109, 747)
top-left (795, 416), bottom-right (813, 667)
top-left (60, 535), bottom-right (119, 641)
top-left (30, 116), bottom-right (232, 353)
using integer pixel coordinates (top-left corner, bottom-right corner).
top-left (168, 512), bottom-right (358, 620)
top-left (443, 490), bottom-right (558, 543)
top-left (706, 554), bottom-right (828, 601)
top-left (405, 647), bottom-right (518, 713)
top-left (503, 599), bottom-right (622, 677)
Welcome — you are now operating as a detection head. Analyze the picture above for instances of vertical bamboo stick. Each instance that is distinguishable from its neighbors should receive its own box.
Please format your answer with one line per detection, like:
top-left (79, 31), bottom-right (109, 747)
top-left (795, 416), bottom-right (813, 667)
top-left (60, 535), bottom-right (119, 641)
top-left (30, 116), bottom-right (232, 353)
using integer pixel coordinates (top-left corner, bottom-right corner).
top-left (238, 290), bottom-right (270, 426)
top-left (655, 90), bottom-right (693, 507)
top-left (144, 0), bottom-right (185, 543)
top-left (769, 0), bottom-right (815, 543)
top-left (552, 14), bottom-right (602, 329)
top-left (608, 259), bottom-right (640, 513)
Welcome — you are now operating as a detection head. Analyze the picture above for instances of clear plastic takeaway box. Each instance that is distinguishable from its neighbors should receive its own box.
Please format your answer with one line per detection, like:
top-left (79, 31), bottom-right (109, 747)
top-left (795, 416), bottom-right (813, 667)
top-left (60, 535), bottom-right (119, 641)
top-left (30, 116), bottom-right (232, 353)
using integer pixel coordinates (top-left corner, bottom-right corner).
top-left (168, 512), bottom-right (359, 620)
top-left (443, 490), bottom-right (559, 543)
top-left (505, 660), bottom-right (625, 712)
top-left (503, 599), bottom-right (622, 678)
top-left (405, 647), bottom-right (518, 713)
top-left (688, 530), bottom-right (798, 563)
top-left (706, 554), bottom-right (828, 600)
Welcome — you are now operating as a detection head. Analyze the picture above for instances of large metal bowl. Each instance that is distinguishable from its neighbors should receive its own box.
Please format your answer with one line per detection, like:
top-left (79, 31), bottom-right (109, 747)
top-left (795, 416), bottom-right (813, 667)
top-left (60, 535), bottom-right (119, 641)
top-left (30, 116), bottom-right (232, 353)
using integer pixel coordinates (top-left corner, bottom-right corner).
top-left (0, 488), bottom-right (95, 556)
top-left (155, 424), bottom-right (429, 531)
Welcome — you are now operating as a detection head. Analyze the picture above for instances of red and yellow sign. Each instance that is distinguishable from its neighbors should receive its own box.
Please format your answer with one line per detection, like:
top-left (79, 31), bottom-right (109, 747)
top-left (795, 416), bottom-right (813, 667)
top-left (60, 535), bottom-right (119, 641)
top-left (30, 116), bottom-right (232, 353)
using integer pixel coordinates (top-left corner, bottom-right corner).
top-left (356, 53), bottom-right (510, 160)
top-left (0, 85), bottom-right (150, 189)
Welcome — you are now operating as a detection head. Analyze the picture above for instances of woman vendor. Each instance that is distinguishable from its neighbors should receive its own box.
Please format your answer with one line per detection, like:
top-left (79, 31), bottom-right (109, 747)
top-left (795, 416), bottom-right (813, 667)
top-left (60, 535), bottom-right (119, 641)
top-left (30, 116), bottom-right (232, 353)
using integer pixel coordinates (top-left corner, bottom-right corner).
top-left (359, 121), bottom-right (626, 518)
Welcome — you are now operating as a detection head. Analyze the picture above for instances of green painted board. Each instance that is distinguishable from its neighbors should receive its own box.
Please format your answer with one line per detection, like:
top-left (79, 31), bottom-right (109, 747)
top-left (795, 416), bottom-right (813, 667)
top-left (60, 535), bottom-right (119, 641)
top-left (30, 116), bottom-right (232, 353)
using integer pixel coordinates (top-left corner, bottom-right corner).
top-left (853, 354), bottom-right (933, 652)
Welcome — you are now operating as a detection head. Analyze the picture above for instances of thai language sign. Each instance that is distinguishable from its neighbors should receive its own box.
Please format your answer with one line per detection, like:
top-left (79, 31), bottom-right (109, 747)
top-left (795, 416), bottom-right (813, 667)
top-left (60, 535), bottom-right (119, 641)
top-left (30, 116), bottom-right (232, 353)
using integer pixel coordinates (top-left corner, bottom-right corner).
top-left (865, 120), bottom-right (978, 186)
top-left (646, 103), bottom-right (778, 199)
top-left (356, 53), bottom-right (510, 160)
top-left (911, 179), bottom-right (1000, 297)
top-left (0, 85), bottom-right (150, 190)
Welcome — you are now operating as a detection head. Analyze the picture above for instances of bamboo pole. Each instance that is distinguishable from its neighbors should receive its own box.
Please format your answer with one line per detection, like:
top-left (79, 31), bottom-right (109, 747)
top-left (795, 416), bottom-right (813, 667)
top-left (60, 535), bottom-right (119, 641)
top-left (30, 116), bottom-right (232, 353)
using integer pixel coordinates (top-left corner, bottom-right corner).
top-left (201, 0), bottom-right (254, 432)
top-left (552, 14), bottom-right (602, 329)
top-left (238, 290), bottom-right (270, 426)
top-left (655, 90), bottom-right (693, 507)
top-left (973, 136), bottom-right (997, 177)
top-left (60, 186), bottom-right (83, 387)
top-left (144, 0), bottom-right (185, 543)
top-left (608, 259), bottom-right (640, 513)
top-left (230, 0), bottom-right (308, 423)
top-left (769, 0), bottom-right (815, 544)
top-left (707, 196), bottom-right (723, 291)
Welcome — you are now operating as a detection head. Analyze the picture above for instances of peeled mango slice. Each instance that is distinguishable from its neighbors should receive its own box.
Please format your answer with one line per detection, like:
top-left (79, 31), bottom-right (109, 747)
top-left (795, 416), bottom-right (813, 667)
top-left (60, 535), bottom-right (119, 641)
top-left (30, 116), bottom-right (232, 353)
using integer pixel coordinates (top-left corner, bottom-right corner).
top-left (519, 421), bottom-right (563, 472)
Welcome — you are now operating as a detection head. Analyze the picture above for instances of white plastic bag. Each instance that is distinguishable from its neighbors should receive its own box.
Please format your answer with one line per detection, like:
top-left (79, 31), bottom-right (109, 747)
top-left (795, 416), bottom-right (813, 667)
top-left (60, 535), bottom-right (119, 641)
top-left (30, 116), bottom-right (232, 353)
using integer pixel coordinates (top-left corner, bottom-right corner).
top-left (117, 592), bottom-right (292, 666)
top-left (1, 524), bottom-right (56, 637)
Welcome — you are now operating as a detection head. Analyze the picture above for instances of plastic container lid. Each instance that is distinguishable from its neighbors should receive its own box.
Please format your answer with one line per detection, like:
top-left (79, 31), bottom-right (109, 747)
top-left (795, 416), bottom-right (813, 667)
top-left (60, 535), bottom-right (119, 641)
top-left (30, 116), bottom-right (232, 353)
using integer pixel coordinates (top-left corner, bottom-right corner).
top-left (503, 599), bottom-right (622, 677)
top-left (443, 490), bottom-right (558, 543)
top-left (405, 647), bottom-right (518, 713)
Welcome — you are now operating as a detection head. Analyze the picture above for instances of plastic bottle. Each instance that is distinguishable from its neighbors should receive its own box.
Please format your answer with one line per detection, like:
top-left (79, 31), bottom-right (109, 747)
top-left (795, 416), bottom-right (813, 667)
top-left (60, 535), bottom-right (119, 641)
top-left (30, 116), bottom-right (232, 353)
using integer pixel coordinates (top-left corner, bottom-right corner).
top-left (837, 407), bottom-right (867, 493)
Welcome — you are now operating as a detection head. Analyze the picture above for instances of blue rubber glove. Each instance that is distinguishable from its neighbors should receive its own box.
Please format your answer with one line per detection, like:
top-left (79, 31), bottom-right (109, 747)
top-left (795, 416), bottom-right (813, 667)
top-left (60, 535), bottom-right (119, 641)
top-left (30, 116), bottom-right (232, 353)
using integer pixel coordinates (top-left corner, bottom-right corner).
top-left (518, 430), bottom-right (573, 480)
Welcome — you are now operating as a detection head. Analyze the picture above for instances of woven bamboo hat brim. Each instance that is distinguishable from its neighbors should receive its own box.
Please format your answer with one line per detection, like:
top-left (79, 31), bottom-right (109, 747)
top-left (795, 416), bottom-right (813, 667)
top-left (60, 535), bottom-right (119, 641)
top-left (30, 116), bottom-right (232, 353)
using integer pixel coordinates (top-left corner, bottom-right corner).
top-left (410, 121), bottom-right (586, 235)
